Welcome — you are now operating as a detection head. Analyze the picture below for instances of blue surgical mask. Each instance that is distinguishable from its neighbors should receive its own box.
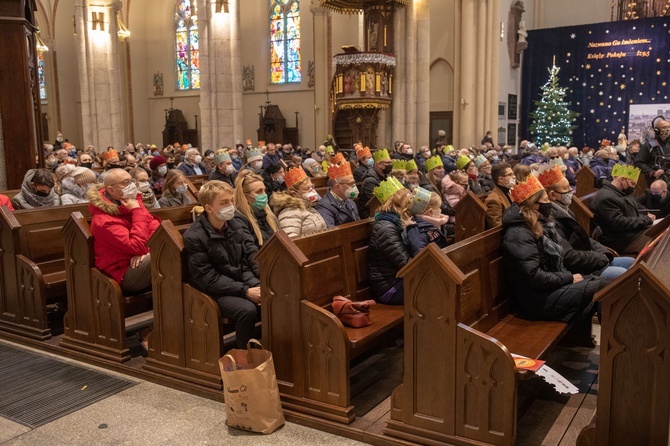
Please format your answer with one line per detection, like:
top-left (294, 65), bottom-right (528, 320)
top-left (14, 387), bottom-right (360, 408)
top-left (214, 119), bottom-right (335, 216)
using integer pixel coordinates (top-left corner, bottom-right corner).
top-left (366, 158), bottom-right (374, 167)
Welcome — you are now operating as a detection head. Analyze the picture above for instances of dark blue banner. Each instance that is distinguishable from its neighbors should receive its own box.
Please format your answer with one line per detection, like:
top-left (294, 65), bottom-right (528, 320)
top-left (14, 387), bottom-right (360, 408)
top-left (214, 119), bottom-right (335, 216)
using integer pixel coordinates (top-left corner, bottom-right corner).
top-left (520, 16), bottom-right (670, 148)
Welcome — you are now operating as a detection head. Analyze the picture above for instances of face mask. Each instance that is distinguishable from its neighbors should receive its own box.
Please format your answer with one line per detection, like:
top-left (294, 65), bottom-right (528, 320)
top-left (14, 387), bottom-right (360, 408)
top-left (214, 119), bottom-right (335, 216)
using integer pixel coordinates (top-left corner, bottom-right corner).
top-left (251, 161), bottom-right (263, 172)
top-left (493, 156), bottom-right (499, 162)
top-left (194, 155), bottom-right (202, 164)
top-left (56, 137), bottom-right (64, 143)
top-left (366, 158), bottom-right (374, 167)
top-left (215, 205), bottom-right (236, 222)
top-left (35, 189), bottom-right (50, 197)
top-left (434, 169), bottom-right (446, 180)
top-left (208, 154), bottom-right (215, 159)
top-left (158, 165), bottom-right (168, 176)
top-left (538, 202), bottom-right (553, 218)
top-left (505, 177), bottom-right (517, 189)
top-left (231, 154), bottom-right (239, 160)
top-left (623, 186), bottom-right (635, 196)
top-left (405, 148), bottom-right (413, 155)
top-left (121, 182), bottom-right (138, 199)
top-left (225, 164), bottom-right (235, 175)
top-left (560, 190), bottom-right (574, 207)
top-left (344, 185), bottom-right (359, 199)
top-left (175, 184), bottom-right (188, 194)
top-left (137, 181), bottom-right (151, 192)
top-left (251, 193), bottom-right (268, 211)
top-left (382, 164), bottom-right (393, 175)
top-left (80, 162), bottom-right (93, 169)
top-left (108, 163), bottom-right (121, 169)
top-left (303, 188), bottom-right (320, 204)
top-left (275, 175), bottom-right (285, 184)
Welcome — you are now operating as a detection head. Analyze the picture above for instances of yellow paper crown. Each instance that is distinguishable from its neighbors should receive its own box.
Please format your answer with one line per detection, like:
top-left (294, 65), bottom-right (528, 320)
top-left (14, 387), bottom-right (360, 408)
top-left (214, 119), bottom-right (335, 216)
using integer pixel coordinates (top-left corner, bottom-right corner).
top-left (425, 155), bottom-right (443, 172)
top-left (406, 159), bottom-right (418, 172)
top-left (374, 176), bottom-right (405, 204)
top-left (612, 164), bottom-right (641, 181)
top-left (535, 163), bottom-right (564, 188)
top-left (391, 160), bottom-right (407, 171)
top-left (373, 148), bottom-right (391, 163)
top-left (444, 144), bottom-right (455, 153)
top-left (455, 155), bottom-right (472, 170)
top-left (327, 163), bottom-right (352, 179)
top-left (510, 174), bottom-right (545, 204)
top-left (285, 166), bottom-right (308, 189)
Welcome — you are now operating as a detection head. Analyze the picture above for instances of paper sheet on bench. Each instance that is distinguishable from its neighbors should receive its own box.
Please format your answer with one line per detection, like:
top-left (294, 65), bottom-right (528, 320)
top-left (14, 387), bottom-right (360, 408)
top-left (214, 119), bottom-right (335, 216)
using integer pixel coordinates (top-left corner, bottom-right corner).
top-left (535, 365), bottom-right (579, 394)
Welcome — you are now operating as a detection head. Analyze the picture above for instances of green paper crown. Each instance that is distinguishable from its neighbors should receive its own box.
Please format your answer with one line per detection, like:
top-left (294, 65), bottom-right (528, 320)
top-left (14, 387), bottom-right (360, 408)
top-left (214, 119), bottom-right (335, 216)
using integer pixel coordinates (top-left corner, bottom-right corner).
top-left (444, 144), bottom-right (455, 153)
top-left (612, 164), bottom-right (641, 181)
top-left (392, 160), bottom-right (407, 171)
top-left (455, 155), bottom-right (472, 170)
top-left (373, 148), bottom-right (391, 163)
top-left (425, 155), bottom-right (443, 172)
top-left (406, 159), bottom-right (418, 171)
top-left (374, 176), bottom-right (405, 204)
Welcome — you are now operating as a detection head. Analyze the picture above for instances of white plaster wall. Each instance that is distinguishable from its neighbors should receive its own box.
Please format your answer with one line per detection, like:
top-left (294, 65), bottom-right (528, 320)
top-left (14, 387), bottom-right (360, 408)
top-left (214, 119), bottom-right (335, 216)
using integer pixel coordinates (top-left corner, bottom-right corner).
top-left (538, 0), bottom-right (611, 29)
top-left (429, 0), bottom-right (455, 113)
top-left (127, 1), bottom-right (151, 146)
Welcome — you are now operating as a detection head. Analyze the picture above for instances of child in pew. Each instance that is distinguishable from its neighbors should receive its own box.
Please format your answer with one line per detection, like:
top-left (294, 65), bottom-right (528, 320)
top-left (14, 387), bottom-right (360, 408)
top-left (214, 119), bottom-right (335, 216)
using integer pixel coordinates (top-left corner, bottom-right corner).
top-left (404, 187), bottom-right (451, 257)
top-left (183, 181), bottom-right (261, 349)
top-left (233, 170), bottom-right (279, 247)
top-left (158, 170), bottom-right (194, 207)
top-left (368, 177), bottom-right (413, 305)
top-left (502, 174), bottom-right (613, 323)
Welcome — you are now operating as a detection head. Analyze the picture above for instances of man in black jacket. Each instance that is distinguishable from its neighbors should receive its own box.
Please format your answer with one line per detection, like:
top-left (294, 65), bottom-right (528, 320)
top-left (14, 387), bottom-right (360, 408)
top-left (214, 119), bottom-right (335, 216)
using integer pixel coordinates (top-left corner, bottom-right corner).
top-left (316, 163), bottom-right (360, 227)
top-left (540, 165), bottom-right (634, 279)
top-left (636, 179), bottom-right (670, 219)
top-left (634, 117), bottom-right (670, 182)
top-left (359, 149), bottom-right (392, 219)
top-left (591, 165), bottom-right (655, 254)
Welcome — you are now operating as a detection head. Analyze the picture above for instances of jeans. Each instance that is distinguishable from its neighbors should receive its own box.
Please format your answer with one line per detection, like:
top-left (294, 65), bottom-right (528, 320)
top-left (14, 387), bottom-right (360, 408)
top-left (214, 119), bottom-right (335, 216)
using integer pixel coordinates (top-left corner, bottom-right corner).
top-left (599, 256), bottom-right (635, 280)
top-left (216, 295), bottom-right (260, 349)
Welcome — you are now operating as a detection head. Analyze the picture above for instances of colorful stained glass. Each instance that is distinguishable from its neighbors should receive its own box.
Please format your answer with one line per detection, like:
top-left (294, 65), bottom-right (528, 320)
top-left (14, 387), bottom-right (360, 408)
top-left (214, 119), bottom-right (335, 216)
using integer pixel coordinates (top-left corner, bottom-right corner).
top-left (269, 0), bottom-right (301, 84)
top-left (175, 0), bottom-right (199, 91)
top-left (38, 51), bottom-right (47, 100)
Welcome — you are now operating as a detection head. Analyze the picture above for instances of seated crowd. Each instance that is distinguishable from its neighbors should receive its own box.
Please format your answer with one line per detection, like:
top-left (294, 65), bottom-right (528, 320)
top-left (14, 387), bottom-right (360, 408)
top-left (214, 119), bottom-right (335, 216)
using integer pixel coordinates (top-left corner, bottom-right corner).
top-left (3, 117), bottom-right (669, 350)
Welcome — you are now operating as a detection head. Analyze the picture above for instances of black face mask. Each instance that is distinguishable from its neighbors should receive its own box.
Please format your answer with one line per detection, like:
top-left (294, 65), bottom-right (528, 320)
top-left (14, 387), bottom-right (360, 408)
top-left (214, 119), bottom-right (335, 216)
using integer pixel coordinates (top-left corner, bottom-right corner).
top-left (167, 163), bottom-right (175, 169)
top-left (80, 162), bottom-right (93, 169)
top-left (623, 186), bottom-right (635, 196)
top-left (382, 164), bottom-right (393, 175)
top-left (35, 189), bottom-right (50, 197)
top-left (107, 163), bottom-right (121, 169)
top-left (538, 202), bottom-right (553, 218)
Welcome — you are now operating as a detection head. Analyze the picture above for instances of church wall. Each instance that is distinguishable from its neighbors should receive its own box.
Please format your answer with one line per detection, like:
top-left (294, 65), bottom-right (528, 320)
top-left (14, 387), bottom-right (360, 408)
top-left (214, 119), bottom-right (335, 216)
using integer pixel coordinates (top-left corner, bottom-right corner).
top-left (429, 0), bottom-right (455, 113)
top-left (537, 0), bottom-right (611, 29)
top-left (127, 1), bottom-right (151, 146)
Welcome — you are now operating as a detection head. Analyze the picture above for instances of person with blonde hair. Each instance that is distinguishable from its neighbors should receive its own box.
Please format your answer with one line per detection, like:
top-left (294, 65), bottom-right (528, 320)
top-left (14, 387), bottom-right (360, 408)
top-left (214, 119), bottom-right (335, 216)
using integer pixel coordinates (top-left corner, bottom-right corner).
top-left (270, 166), bottom-right (327, 238)
top-left (233, 170), bottom-right (279, 247)
top-left (183, 180), bottom-right (260, 349)
top-left (367, 177), bottom-right (413, 305)
top-left (158, 169), bottom-right (194, 207)
top-left (441, 170), bottom-right (468, 209)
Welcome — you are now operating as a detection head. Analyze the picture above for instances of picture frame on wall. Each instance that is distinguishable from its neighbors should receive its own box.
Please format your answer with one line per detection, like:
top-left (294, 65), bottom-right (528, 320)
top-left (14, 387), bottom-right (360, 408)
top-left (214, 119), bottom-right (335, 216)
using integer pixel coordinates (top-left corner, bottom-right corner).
top-left (508, 94), bottom-right (518, 121)
top-left (498, 102), bottom-right (506, 118)
top-left (498, 126), bottom-right (506, 146)
top-left (507, 123), bottom-right (517, 146)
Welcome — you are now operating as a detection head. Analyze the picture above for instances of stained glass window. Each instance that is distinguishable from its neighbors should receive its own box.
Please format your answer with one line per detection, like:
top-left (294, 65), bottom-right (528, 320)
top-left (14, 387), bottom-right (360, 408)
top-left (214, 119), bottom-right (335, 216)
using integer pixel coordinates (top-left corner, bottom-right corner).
top-left (175, 0), bottom-right (199, 90)
top-left (37, 52), bottom-right (47, 100)
top-left (270, 0), bottom-right (301, 84)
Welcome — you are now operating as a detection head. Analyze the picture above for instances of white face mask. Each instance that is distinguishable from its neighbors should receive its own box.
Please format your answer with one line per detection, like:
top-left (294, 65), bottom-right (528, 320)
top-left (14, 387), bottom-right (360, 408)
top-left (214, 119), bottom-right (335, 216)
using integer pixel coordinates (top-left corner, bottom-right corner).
top-left (405, 148), bottom-right (414, 155)
top-left (560, 190), bottom-right (574, 207)
top-left (215, 205), bottom-right (236, 221)
top-left (137, 181), bottom-right (151, 192)
top-left (121, 182), bottom-right (138, 199)
top-left (344, 184), bottom-right (359, 199)
top-left (158, 165), bottom-right (168, 176)
top-left (194, 155), bottom-right (202, 164)
top-left (225, 164), bottom-right (235, 175)
top-left (251, 161), bottom-right (263, 172)
top-left (176, 185), bottom-right (188, 194)
top-left (303, 188), bottom-right (320, 204)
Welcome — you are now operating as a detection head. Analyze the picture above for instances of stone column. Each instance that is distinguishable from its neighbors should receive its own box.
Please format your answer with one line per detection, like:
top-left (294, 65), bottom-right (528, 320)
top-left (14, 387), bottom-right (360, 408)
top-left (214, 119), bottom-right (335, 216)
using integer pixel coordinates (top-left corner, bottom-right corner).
top-left (415, 0), bottom-right (430, 148)
top-left (391, 7), bottom-right (406, 147)
top-left (75, 0), bottom-right (125, 150)
top-left (310, 0), bottom-right (330, 148)
top-left (404, 2), bottom-right (417, 148)
top-left (198, 0), bottom-right (243, 151)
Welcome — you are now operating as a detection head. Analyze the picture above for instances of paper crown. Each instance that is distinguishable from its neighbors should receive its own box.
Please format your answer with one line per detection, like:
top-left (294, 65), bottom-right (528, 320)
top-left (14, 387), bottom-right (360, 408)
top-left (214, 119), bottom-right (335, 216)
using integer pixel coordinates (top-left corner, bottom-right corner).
top-left (373, 148), bottom-right (391, 163)
top-left (409, 187), bottom-right (432, 215)
top-left (534, 163), bottom-right (564, 188)
top-left (328, 162), bottom-right (352, 179)
top-left (612, 164), bottom-right (641, 181)
top-left (601, 139), bottom-right (611, 147)
top-left (214, 149), bottom-right (231, 164)
top-left (444, 144), bottom-right (455, 153)
top-left (102, 149), bottom-right (118, 161)
top-left (374, 176), bottom-right (405, 204)
top-left (510, 174), bottom-right (545, 204)
top-left (285, 166), bottom-right (308, 188)
top-left (356, 145), bottom-right (372, 159)
top-left (246, 148), bottom-right (263, 163)
top-left (325, 145), bottom-right (335, 154)
top-left (391, 160), bottom-right (407, 171)
top-left (474, 155), bottom-right (489, 168)
top-left (406, 159), bottom-right (418, 172)
top-left (425, 155), bottom-right (444, 172)
top-left (331, 152), bottom-right (345, 165)
top-left (455, 155), bottom-right (472, 170)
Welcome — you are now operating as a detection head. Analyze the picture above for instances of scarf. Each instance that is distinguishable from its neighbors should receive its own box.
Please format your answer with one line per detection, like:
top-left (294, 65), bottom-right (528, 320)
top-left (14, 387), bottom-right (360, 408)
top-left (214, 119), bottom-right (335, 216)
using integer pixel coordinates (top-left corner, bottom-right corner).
top-left (541, 220), bottom-right (567, 273)
top-left (20, 183), bottom-right (57, 208)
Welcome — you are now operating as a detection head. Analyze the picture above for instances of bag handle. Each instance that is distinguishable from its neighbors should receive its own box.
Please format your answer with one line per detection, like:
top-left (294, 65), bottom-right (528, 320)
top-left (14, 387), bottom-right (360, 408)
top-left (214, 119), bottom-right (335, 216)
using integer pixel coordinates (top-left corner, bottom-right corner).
top-left (223, 354), bottom-right (237, 371)
top-left (246, 339), bottom-right (264, 363)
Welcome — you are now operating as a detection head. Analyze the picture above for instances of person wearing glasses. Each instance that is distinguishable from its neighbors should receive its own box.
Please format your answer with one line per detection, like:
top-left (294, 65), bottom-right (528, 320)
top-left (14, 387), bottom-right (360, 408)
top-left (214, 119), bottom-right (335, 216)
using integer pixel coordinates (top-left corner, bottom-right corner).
top-left (315, 163), bottom-right (360, 228)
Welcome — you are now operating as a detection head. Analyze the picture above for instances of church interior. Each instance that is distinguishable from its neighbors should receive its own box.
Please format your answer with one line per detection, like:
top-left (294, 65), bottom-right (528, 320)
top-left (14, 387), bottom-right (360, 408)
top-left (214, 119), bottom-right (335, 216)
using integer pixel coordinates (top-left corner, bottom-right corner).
top-left (0, 0), bottom-right (669, 445)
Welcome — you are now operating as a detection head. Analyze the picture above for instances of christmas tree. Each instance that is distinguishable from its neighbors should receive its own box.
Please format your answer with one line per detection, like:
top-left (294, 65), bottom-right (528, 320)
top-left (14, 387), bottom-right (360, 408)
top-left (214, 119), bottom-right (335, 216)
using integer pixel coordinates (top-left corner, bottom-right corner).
top-left (529, 62), bottom-right (580, 146)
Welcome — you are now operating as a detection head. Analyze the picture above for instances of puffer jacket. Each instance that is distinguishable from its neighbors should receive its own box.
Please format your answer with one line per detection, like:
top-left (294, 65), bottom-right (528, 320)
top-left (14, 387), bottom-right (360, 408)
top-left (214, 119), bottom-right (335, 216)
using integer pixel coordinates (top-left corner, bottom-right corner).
top-left (550, 202), bottom-right (611, 275)
top-left (158, 191), bottom-right (194, 207)
top-left (232, 209), bottom-right (276, 247)
top-left (502, 204), bottom-right (606, 322)
top-left (315, 190), bottom-right (360, 228)
top-left (183, 213), bottom-right (259, 298)
top-left (441, 175), bottom-right (466, 209)
top-left (271, 192), bottom-right (327, 238)
top-left (591, 182), bottom-right (653, 253)
top-left (404, 217), bottom-right (449, 257)
top-left (359, 168), bottom-right (384, 219)
top-left (87, 184), bottom-right (161, 284)
top-left (59, 177), bottom-right (89, 205)
top-left (208, 168), bottom-right (237, 188)
top-left (368, 211), bottom-right (411, 300)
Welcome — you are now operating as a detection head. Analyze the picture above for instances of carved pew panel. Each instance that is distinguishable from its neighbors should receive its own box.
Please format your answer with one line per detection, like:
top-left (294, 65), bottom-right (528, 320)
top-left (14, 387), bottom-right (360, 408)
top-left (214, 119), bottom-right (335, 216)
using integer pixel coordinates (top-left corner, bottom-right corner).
top-left (453, 191), bottom-right (488, 243)
top-left (569, 195), bottom-right (594, 235)
top-left (575, 167), bottom-right (596, 199)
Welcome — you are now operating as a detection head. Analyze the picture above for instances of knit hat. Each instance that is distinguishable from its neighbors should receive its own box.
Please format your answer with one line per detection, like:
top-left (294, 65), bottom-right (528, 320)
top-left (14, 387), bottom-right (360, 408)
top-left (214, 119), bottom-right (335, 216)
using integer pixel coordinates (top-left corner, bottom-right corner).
top-left (149, 155), bottom-right (167, 171)
top-left (455, 155), bottom-right (472, 170)
top-left (71, 167), bottom-right (97, 186)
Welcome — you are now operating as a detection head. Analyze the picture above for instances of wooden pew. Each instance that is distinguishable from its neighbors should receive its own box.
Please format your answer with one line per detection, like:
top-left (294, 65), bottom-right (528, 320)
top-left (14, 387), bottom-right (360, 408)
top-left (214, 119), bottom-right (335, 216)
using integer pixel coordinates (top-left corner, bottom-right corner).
top-left (311, 176), bottom-right (328, 189)
top-left (257, 220), bottom-right (404, 424)
top-left (186, 174), bottom-right (209, 193)
top-left (577, 229), bottom-right (670, 445)
top-left (142, 220), bottom-right (227, 390)
top-left (569, 195), bottom-right (595, 235)
top-left (59, 205), bottom-right (195, 362)
top-left (575, 166), bottom-right (597, 198)
top-left (0, 204), bottom-right (90, 340)
top-left (385, 227), bottom-right (587, 446)
top-left (453, 190), bottom-right (487, 242)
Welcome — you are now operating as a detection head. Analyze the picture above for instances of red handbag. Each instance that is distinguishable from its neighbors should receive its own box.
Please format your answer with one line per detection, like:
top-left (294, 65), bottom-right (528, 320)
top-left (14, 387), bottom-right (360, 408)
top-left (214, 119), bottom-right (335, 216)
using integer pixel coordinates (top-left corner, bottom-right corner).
top-left (332, 295), bottom-right (375, 328)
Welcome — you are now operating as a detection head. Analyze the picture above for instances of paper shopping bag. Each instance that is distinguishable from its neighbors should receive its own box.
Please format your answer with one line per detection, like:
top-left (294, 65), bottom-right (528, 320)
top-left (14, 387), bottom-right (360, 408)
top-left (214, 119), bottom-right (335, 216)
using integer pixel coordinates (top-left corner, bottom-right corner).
top-left (218, 339), bottom-right (285, 434)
